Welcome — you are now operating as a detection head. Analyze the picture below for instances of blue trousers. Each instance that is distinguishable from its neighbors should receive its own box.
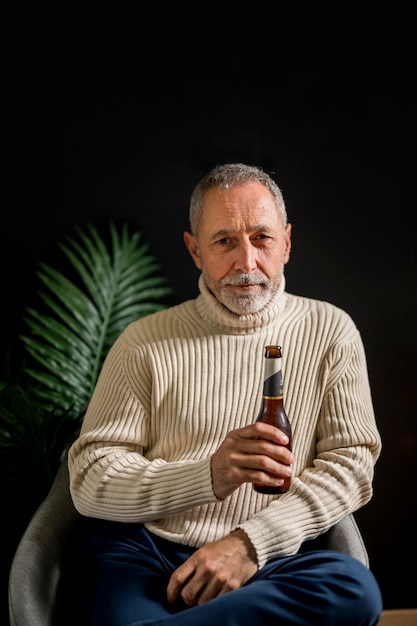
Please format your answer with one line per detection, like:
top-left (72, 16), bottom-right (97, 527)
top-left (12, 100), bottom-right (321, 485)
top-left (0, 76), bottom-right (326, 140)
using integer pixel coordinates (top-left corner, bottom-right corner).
top-left (85, 520), bottom-right (382, 626)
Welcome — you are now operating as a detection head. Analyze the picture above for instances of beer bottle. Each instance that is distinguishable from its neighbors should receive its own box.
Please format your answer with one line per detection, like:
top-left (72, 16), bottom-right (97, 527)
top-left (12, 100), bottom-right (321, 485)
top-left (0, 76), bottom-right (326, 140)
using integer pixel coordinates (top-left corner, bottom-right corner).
top-left (253, 345), bottom-right (292, 494)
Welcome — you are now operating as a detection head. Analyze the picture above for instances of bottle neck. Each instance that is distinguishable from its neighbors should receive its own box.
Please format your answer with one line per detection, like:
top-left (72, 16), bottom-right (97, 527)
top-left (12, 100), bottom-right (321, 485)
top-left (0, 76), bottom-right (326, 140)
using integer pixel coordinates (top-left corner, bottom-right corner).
top-left (262, 357), bottom-right (283, 399)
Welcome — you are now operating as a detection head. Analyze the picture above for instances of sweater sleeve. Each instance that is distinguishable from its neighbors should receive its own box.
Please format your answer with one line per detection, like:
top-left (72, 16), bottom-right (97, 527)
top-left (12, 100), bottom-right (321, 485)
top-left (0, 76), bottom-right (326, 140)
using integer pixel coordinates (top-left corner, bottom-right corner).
top-left (68, 335), bottom-right (220, 521)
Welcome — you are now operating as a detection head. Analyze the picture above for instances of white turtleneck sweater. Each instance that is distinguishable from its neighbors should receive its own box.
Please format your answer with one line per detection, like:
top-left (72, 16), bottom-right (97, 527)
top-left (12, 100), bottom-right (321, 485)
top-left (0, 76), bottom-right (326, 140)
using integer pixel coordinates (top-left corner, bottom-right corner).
top-left (68, 275), bottom-right (381, 567)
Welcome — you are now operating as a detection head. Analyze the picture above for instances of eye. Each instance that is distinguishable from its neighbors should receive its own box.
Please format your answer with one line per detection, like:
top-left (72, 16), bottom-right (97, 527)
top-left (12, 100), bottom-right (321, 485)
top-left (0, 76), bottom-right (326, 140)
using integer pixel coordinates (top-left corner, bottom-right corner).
top-left (252, 233), bottom-right (270, 243)
top-left (217, 237), bottom-right (231, 245)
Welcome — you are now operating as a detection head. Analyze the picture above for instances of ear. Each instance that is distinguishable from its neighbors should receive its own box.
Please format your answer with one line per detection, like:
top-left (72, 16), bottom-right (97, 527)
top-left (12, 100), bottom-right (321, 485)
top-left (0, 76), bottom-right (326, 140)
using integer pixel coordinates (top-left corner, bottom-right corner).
top-left (283, 223), bottom-right (292, 264)
top-left (183, 231), bottom-right (202, 270)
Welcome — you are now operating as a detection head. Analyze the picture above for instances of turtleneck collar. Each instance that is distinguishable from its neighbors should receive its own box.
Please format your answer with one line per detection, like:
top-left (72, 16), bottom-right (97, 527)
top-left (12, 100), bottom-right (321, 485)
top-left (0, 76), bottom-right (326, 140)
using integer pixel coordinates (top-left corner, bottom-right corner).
top-left (195, 274), bottom-right (287, 335)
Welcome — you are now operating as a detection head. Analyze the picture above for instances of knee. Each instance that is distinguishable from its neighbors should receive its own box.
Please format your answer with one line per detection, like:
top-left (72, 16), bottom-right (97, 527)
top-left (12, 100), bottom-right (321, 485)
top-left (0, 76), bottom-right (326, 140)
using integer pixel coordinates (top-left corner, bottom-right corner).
top-left (327, 553), bottom-right (383, 624)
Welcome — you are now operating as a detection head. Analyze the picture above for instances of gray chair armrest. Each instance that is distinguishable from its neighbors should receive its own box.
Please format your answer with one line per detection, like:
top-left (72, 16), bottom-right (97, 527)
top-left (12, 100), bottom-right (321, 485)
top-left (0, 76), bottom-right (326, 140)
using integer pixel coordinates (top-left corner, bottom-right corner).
top-left (325, 512), bottom-right (369, 568)
top-left (298, 513), bottom-right (369, 568)
top-left (8, 455), bottom-right (83, 626)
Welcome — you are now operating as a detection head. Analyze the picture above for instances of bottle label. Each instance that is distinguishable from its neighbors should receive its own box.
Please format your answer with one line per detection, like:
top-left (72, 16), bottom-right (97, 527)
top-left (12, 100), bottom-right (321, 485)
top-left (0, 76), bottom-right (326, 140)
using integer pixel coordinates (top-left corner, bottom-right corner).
top-left (263, 358), bottom-right (283, 398)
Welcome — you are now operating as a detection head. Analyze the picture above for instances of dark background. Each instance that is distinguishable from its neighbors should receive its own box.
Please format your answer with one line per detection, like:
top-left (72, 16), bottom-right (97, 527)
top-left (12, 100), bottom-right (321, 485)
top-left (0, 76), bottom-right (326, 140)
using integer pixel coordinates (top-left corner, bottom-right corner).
top-left (2, 2), bottom-right (416, 620)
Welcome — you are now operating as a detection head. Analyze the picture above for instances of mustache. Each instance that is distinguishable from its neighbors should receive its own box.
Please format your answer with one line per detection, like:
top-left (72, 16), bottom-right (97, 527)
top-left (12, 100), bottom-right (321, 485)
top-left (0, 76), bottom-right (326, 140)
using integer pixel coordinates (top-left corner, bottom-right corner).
top-left (220, 273), bottom-right (269, 286)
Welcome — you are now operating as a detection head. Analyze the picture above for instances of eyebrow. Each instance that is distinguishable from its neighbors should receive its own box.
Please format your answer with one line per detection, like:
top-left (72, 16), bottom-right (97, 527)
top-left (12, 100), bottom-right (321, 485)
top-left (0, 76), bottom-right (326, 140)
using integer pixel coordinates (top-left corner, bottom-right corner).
top-left (210, 224), bottom-right (272, 241)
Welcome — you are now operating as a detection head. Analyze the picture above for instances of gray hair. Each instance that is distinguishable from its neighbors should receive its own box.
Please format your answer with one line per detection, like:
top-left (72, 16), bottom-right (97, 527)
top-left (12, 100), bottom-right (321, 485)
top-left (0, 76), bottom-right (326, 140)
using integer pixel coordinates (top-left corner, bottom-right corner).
top-left (189, 163), bottom-right (287, 236)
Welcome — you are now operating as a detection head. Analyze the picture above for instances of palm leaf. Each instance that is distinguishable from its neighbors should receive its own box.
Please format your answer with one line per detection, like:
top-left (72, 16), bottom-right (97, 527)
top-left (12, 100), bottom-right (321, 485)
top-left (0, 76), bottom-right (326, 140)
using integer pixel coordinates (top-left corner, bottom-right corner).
top-left (20, 220), bottom-right (172, 418)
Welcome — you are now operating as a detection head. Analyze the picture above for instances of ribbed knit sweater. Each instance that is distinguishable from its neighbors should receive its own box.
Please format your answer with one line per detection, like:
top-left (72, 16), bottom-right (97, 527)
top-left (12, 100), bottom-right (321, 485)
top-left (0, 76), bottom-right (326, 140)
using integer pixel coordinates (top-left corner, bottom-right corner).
top-left (68, 275), bottom-right (381, 567)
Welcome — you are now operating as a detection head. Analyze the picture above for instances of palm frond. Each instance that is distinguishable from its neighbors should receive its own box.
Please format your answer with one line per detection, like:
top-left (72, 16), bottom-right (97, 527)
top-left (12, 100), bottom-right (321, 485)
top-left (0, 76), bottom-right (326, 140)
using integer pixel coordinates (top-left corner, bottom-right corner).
top-left (20, 220), bottom-right (173, 418)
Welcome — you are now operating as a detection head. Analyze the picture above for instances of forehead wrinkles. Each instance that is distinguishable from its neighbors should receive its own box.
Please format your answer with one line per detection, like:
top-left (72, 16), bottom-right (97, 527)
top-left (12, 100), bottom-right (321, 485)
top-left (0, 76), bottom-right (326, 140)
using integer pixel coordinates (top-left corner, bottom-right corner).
top-left (205, 207), bottom-right (280, 242)
top-left (201, 187), bottom-right (280, 240)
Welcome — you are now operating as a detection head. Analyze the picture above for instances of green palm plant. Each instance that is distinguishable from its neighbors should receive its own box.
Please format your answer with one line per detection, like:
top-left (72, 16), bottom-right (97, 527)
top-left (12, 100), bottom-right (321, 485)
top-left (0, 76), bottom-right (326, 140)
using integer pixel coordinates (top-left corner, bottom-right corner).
top-left (0, 220), bottom-right (172, 522)
top-left (20, 220), bottom-right (172, 418)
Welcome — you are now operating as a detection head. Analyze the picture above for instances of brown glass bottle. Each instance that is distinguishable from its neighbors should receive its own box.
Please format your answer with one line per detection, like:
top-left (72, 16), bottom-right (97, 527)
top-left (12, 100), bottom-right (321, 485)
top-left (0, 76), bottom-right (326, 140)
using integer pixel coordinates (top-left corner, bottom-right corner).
top-left (253, 345), bottom-right (292, 494)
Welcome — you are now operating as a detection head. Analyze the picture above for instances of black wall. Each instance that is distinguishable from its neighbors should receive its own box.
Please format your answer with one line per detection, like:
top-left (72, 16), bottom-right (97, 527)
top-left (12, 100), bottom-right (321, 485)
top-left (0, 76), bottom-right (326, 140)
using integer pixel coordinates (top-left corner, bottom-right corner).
top-left (2, 3), bottom-right (416, 619)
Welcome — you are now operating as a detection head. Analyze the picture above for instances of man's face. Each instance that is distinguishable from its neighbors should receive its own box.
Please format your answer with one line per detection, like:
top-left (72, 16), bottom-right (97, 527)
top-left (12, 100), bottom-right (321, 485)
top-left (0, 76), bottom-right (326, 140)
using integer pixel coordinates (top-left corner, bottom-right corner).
top-left (184, 182), bottom-right (292, 314)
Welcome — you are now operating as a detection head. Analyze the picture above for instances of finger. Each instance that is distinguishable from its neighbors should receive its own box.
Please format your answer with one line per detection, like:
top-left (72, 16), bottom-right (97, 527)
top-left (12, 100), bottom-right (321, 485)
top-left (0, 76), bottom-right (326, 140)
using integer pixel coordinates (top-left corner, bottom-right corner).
top-left (249, 438), bottom-right (294, 464)
top-left (166, 563), bottom-right (194, 604)
top-left (240, 422), bottom-right (290, 445)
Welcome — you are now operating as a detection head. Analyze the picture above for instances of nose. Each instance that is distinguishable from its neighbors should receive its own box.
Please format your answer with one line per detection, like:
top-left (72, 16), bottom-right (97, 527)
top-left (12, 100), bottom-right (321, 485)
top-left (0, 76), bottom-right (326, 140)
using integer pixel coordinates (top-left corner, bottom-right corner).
top-left (233, 240), bottom-right (257, 273)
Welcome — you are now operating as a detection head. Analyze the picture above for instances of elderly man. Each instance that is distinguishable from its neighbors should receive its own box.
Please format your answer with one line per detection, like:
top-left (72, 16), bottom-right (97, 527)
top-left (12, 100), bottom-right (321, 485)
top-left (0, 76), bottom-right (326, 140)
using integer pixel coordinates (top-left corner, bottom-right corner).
top-left (69, 163), bottom-right (382, 626)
